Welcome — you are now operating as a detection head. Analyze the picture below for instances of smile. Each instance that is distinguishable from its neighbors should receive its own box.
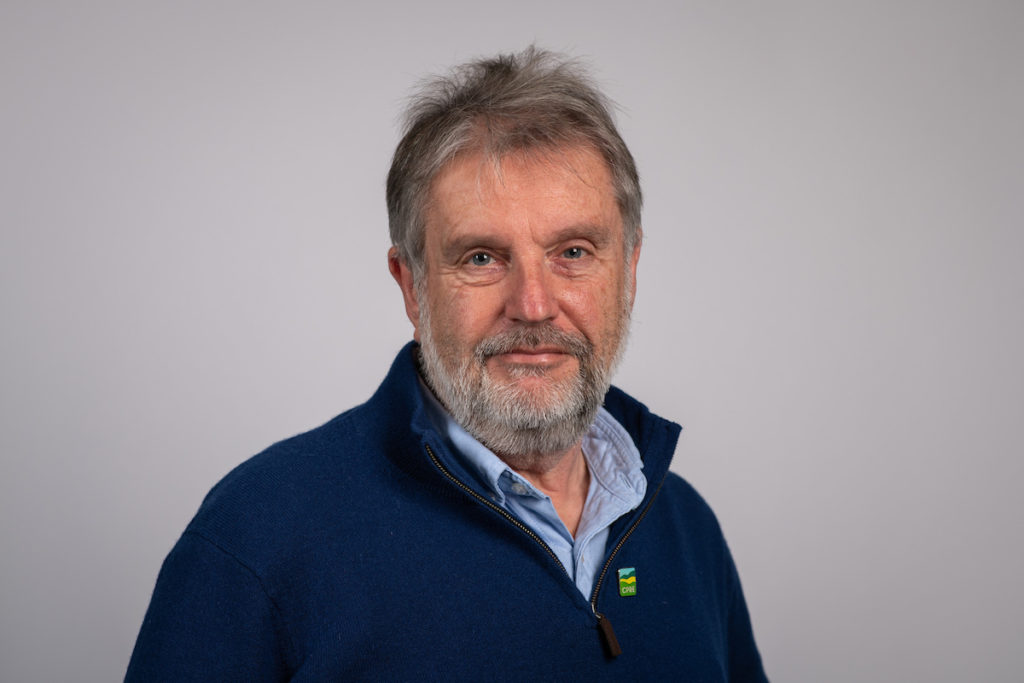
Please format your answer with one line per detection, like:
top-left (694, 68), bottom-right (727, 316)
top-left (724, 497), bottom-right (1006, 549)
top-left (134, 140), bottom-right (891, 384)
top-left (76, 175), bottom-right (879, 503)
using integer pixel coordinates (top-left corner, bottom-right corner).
top-left (491, 349), bottom-right (571, 365)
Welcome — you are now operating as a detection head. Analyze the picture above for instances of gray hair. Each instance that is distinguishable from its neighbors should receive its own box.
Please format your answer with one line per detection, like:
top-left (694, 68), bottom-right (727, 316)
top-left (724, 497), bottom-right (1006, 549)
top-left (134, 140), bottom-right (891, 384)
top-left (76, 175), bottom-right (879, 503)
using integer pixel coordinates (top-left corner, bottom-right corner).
top-left (386, 46), bottom-right (642, 278)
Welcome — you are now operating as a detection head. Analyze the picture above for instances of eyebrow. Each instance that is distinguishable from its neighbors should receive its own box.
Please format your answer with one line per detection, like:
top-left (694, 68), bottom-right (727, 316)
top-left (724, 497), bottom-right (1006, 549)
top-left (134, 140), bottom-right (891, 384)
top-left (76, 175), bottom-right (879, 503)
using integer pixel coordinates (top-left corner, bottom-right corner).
top-left (551, 223), bottom-right (614, 248)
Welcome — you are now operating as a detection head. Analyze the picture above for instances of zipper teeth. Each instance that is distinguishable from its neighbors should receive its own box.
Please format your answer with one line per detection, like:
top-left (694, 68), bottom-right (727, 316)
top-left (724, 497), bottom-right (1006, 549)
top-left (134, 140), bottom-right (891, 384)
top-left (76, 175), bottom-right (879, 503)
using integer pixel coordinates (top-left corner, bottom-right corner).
top-left (589, 475), bottom-right (667, 610)
top-left (424, 443), bottom-right (567, 574)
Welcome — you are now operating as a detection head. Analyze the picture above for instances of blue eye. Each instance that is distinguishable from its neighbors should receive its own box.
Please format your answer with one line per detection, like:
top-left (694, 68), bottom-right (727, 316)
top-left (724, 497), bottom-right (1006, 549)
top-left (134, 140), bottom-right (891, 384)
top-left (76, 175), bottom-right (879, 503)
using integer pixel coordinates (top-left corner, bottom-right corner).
top-left (563, 247), bottom-right (585, 259)
top-left (470, 252), bottom-right (492, 266)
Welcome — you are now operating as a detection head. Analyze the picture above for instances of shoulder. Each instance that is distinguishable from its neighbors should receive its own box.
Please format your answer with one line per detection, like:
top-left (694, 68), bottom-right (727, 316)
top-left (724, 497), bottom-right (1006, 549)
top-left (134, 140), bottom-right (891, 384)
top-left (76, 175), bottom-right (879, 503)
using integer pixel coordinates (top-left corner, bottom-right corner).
top-left (642, 471), bottom-right (732, 566)
top-left (183, 399), bottom-right (405, 568)
top-left (204, 401), bottom-right (375, 500)
top-left (175, 346), bottom-right (435, 574)
top-left (660, 471), bottom-right (719, 522)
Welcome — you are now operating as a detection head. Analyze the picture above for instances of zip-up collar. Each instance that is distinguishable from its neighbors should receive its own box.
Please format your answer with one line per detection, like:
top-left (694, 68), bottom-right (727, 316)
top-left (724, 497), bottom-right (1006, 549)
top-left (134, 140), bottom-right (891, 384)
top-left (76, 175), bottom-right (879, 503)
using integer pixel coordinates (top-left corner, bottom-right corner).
top-left (371, 343), bottom-right (682, 558)
top-left (370, 343), bottom-right (682, 501)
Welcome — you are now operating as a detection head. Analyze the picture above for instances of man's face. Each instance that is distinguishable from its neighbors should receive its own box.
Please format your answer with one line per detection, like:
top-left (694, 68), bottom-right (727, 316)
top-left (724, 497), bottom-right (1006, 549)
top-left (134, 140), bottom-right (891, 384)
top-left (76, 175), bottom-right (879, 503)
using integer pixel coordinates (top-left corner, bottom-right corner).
top-left (390, 146), bottom-right (640, 468)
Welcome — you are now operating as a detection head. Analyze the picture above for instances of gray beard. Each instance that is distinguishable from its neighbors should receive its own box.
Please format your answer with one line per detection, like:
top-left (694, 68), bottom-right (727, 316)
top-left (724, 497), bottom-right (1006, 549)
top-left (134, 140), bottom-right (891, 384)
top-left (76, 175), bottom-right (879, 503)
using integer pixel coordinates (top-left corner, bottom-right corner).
top-left (416, 294), bottom-right (629, 471)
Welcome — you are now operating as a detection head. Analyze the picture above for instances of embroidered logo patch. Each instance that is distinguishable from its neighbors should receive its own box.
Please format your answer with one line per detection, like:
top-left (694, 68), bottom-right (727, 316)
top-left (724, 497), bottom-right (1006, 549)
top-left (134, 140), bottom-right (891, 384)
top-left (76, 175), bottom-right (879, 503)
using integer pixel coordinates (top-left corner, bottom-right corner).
top-left (617, 567), bottom-right (637, 596)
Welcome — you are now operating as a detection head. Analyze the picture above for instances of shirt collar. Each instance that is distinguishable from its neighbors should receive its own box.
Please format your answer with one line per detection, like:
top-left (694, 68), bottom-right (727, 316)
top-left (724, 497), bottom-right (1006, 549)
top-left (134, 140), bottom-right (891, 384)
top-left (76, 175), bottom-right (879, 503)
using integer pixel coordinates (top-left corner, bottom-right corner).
top-left (417, 376), bottom-right (645, 506)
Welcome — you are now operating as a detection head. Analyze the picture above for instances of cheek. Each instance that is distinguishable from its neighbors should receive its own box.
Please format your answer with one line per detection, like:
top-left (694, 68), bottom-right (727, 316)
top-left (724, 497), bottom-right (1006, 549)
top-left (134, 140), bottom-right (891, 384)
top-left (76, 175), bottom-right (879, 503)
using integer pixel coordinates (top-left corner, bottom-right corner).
top-left (429, 284), bottom-right (501, 342)
top-left (562, 281), bottom-right (616, 323)
top-left (561, 280), bottom-right (628, 345)
top-left (558, 287), bottom-right (592, 319)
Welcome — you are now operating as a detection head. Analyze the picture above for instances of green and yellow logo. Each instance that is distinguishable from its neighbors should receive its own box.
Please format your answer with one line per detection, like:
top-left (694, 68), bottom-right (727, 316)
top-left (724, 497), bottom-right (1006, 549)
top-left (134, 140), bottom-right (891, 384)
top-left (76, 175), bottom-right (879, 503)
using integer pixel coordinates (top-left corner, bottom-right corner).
top-left (617, 567), bottom-right (637, 597)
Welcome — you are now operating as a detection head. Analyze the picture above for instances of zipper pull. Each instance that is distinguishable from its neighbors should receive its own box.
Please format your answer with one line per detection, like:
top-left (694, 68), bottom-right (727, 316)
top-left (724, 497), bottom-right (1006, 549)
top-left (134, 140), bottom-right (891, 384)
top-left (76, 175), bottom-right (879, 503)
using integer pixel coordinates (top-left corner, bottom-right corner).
top-left (595, 612), bottom-right (622, 657)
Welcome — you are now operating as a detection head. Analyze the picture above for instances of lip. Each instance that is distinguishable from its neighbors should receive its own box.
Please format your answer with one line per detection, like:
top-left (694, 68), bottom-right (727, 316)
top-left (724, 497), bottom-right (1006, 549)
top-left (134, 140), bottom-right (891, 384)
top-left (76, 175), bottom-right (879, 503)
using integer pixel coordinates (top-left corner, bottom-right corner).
top-left (492, 349), bottom-right (570, 365)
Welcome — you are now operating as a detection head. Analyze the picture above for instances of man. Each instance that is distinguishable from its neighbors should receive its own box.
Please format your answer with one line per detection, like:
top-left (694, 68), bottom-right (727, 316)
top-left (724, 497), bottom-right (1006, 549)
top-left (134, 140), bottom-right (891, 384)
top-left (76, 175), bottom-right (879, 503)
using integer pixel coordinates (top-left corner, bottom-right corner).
top-left (127, 48), bottom-right (767, 681)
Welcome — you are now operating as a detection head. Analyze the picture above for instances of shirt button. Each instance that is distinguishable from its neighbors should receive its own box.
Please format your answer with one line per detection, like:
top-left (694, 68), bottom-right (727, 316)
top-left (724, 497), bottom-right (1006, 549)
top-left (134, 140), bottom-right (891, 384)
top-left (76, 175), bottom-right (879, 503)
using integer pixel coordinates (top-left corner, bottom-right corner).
top-left (511, 483), bottom-right (528, 495)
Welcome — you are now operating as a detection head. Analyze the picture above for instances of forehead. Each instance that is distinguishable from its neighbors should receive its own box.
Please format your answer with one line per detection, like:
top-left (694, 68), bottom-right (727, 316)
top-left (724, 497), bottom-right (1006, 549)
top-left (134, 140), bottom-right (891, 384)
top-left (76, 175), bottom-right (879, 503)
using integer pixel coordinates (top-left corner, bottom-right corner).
top-left (424, 145), bottom-right (621, 242)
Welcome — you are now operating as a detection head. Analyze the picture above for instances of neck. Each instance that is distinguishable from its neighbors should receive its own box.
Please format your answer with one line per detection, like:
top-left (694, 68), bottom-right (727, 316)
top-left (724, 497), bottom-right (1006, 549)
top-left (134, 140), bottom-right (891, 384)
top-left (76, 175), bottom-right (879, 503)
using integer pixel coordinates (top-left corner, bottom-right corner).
top-left (504, 443), bottom-right (590, 537)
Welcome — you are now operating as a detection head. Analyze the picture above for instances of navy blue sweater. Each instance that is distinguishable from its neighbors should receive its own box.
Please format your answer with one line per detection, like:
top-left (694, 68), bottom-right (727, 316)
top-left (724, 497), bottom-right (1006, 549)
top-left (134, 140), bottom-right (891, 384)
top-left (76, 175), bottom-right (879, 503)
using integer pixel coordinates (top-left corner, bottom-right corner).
top-left (127, 344), bottom-right (767, 681)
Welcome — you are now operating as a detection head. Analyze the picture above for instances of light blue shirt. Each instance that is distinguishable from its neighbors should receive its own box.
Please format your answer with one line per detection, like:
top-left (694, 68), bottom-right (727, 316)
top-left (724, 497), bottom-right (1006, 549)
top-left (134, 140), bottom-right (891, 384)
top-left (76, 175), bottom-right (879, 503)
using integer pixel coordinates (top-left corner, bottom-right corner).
top-left (419, 381), bottom-right (647, 599)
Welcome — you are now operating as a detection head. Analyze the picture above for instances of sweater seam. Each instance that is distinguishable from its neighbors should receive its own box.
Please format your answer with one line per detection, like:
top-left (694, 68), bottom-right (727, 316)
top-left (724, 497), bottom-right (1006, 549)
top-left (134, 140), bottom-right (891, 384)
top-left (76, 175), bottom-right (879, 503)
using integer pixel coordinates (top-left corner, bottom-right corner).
top-left (183, 528), bottom-right (299, 672)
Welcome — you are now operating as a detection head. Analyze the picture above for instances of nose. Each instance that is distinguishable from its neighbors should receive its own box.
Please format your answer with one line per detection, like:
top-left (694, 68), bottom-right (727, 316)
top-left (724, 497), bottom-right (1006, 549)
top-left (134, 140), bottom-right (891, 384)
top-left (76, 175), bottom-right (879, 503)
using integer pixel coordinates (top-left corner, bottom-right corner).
top-left (504, 257), bottom-right (559, 323)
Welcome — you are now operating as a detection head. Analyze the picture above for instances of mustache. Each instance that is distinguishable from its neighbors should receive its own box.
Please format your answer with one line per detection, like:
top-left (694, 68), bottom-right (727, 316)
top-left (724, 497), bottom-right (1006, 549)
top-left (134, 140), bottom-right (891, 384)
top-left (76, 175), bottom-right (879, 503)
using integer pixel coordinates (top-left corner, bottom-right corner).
top-left (474, 325), bottom-right (592, 362)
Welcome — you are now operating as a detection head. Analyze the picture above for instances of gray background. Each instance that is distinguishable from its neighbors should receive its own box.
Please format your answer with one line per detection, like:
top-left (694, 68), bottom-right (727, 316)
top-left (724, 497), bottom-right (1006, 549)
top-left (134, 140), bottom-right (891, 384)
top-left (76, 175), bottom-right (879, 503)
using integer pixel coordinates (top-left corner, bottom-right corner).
top-left (2, 1), bottom-right (1022, 681)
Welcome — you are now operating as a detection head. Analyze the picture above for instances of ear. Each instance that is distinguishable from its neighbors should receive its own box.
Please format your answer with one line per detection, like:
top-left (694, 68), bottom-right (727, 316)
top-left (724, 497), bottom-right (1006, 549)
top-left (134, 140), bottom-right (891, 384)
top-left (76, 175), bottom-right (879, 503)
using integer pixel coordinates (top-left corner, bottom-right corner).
top-left (388, 247), bottom-right (423, 342)
top-left (626, 229), bottom-right (642, 308)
